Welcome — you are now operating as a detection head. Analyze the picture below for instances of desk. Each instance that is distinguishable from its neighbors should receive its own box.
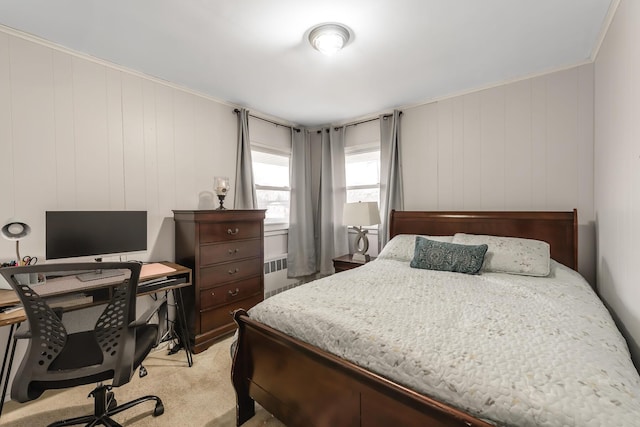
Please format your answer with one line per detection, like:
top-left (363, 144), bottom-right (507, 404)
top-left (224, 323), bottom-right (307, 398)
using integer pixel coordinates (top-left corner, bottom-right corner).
top-left (138, 262), bottom-right (193, 368)
top-left (0, 261), bottom-right (192, 417)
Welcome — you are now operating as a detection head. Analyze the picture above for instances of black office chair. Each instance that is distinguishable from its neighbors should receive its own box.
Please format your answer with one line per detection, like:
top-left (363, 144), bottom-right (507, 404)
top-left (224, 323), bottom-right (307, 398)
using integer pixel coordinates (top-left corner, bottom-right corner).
top-left (0, 262), bottom-right (165, 426)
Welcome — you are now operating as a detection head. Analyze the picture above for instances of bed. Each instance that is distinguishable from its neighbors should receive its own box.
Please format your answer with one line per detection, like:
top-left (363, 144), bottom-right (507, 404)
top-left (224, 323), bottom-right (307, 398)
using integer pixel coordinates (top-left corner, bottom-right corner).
top-left (231, 210), bottom-right (640, 427)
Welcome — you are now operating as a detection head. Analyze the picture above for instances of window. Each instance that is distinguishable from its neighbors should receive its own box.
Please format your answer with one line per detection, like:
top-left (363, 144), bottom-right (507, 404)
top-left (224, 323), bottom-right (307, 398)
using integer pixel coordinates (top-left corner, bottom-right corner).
top-left (345, 149), bottom-right (380, 204)
top-left (252, 149), bottom-right (290, 226)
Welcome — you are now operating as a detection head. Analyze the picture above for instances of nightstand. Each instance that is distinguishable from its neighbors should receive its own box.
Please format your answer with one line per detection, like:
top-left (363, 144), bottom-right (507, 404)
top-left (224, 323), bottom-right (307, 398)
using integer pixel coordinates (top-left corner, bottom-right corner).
top-left (332, 254), bottom-right (376, 273)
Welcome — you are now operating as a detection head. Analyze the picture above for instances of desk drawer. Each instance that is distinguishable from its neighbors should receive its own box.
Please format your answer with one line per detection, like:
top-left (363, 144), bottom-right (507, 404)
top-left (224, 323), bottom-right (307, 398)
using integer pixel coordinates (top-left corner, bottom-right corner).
top-left (199, 221), bottom-right (261, 243)
top-left (200, 294), bottom-right (263, 332)
top-left (199, 258), bottom-right (262, 288)
top-left (200, 240), bottom-right (262, 266)
top-left (199, 277), bottom-right (262, 310)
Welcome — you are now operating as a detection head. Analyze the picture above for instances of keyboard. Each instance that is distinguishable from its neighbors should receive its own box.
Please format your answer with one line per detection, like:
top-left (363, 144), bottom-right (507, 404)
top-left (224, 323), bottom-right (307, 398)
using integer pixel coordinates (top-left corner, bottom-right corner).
top-left (137, 276), bottom-right (187, 293)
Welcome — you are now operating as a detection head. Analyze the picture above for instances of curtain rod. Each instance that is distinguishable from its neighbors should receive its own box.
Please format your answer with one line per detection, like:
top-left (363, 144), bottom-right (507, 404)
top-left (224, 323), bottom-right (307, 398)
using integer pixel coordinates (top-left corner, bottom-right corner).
top-left (315, 111), bottom-right (403, 133)
top-left (345, 116), bottom-right (380, 128)
top-left (233, 108), bottom-right (401, 134)
top-left (233, 109), bottom-right (300, 133)
top-left (342, 111), bottom-right (402, 129)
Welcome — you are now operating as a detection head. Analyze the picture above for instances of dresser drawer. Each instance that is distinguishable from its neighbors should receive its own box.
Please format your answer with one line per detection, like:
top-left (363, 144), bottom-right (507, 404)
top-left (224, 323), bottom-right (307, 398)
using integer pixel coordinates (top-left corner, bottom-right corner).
top-left (200, 294), bottom-right (263, 333)
top-left (200, 240), bottom-right (262, 266)
top-left (199, 258), bottom-right (262, 288)
top-left (199, 276), bottom-right (262, 310)
top-left (199, 221), bottom-right (262, 243)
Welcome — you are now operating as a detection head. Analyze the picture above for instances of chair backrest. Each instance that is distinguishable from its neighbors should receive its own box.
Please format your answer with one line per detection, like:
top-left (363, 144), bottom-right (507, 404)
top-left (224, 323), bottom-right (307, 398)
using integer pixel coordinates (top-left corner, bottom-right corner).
top-left (0, 262), bottom-right (142, 402)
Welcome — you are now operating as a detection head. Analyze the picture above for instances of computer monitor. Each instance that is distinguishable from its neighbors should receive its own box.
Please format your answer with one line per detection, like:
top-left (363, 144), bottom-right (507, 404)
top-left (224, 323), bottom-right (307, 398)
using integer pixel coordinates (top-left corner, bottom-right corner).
top-left (46, 211), bottom-right (147, 281)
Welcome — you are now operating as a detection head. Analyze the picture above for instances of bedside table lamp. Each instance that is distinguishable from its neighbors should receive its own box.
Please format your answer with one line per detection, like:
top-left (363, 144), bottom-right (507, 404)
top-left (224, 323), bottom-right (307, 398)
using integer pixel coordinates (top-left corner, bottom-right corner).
top-left (343, 202), bottom-right (381, 262)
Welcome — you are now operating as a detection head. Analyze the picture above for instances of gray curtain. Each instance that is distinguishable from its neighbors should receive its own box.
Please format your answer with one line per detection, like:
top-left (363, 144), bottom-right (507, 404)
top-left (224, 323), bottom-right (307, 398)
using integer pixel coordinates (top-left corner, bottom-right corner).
top-left (287, 129), bottom-right (317, 277)
top-left (317, 127), bottom-right (348, 275)
top-left (234, 108), bottom-right (257, 209)
top-left (379, 110), bottom-right (404, 248)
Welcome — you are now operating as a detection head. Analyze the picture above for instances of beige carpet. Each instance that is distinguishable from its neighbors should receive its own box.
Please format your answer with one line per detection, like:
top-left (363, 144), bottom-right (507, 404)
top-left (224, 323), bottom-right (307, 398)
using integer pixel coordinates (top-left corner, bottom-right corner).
top-left (0, 337), bottom-right (286, 427)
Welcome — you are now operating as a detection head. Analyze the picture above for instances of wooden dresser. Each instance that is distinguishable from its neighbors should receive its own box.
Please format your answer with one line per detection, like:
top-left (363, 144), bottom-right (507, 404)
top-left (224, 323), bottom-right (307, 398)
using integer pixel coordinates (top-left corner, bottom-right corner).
top-left (173, 209), bottom-right (266, 353)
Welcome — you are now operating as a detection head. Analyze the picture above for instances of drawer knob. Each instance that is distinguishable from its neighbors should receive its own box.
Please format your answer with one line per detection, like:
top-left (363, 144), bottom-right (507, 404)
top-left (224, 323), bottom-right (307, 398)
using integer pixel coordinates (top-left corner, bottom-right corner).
top-left (228, 288), bottom-right (240, 297)
top-left (228, 248), bottom-right (239, 254)
top-left (210, 291), bottom-right (215, 296)
top-left (227, 228), bottom-right (239, 235)
top-left (228, 268), bottom-right (239, 275)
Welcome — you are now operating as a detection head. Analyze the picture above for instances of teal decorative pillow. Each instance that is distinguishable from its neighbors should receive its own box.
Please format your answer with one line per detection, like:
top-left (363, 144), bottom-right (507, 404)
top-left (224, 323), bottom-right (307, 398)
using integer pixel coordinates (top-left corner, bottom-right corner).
top-left (410, 236), bottom-right (488, 274)
top-left (378, 234), bottom-right (454, 262)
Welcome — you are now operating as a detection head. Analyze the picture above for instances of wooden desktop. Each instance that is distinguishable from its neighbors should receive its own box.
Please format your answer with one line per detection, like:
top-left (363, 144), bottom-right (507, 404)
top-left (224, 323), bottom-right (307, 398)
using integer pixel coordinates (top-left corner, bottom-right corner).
top-left (0, 261), bottom-right (191, 326)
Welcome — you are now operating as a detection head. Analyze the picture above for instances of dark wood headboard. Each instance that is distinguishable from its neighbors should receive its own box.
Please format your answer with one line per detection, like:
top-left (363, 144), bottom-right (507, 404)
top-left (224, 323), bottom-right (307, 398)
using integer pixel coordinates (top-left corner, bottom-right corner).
top-left (389, 210), bottom-right (578, 270)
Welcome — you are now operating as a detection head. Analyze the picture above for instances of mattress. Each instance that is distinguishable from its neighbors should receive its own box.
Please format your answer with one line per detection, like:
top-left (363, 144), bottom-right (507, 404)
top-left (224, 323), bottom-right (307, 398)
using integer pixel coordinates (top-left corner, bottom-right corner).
top-left (248, 259), bottom-right (640, 426)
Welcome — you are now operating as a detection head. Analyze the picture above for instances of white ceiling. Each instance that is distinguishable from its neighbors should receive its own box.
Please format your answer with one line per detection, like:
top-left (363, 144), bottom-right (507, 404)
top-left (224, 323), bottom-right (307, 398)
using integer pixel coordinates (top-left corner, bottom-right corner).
top-left (0, 0), bottom-right (613, 126)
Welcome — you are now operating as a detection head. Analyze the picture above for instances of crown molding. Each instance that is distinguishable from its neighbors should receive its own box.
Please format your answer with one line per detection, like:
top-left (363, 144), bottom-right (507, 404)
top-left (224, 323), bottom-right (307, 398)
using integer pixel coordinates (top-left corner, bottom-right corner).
top-left (590, 0), bottom-right (621, 62)
top-left (0, 24), bottom-right (292, 122)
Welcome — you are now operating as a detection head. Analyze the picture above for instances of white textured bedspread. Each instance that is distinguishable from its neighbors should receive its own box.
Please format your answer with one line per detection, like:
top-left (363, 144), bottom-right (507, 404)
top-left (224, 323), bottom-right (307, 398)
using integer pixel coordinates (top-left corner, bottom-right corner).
top-left (248, 259), bottom-right (640, 426)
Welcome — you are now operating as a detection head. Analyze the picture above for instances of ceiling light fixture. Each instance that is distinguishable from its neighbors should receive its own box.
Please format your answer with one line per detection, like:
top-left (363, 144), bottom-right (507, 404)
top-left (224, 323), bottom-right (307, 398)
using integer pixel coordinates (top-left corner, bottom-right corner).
top-left (308, 23), bottom-right (351, 56)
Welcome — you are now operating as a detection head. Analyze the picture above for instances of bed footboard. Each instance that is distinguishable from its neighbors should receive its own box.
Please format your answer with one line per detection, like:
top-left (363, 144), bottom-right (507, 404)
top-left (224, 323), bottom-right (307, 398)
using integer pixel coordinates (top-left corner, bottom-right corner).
top-left (231, 309), bottom-right (492, 427)
top-left (231, 310), bottom-right (256, 426)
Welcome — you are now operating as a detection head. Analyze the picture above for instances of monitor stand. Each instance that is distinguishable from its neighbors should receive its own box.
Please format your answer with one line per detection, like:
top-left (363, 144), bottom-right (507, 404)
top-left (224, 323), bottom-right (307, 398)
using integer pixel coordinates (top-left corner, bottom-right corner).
top-left (75, 257), bottom-right (125, 282)
top-left (76, 269), bottom-right (124, 282)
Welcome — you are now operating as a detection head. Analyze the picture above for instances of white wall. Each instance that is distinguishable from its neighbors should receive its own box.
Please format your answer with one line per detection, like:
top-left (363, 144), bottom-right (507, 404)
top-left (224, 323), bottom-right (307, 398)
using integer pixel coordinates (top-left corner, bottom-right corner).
top-left (0, 29), bottom-right (238, 265)
top-left (594, 0), bottom-right (640, 365)
top-left (402, 64), bottom-right (596, 284)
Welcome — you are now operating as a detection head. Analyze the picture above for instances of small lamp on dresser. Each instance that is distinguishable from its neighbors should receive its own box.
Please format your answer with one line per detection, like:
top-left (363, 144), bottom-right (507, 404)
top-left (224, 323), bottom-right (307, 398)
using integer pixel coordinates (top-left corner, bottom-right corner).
top-left (214, 176), bottom-right (230, 210)
top-left (343, 202), bottom-right (381, 262)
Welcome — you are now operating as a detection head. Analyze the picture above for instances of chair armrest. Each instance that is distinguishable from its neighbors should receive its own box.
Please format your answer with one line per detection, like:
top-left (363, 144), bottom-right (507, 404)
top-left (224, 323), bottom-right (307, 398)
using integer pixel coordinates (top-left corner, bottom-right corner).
top-left (129, 296), bottom-right (167, 328)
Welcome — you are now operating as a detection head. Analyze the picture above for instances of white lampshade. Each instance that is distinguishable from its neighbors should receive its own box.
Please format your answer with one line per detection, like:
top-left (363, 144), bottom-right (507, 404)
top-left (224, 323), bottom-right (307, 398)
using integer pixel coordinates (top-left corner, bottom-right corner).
top-left (343, 202), bottom-right (381, 227)
top-left (1, 222), bottom-right (31, 240)
top-left (2, 221), bottom-right (31, 264)
top-left (214, 176), bottom-right (230, 196)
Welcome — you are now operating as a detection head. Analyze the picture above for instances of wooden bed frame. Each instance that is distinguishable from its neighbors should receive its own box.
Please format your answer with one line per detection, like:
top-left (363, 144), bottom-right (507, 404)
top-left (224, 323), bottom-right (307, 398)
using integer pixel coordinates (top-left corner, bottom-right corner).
top-left (232, 210), bottom-right (578, 427)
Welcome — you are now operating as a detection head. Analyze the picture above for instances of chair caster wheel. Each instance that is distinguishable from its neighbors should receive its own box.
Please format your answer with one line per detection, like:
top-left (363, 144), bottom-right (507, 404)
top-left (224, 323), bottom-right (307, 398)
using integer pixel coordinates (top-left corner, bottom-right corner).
top-left (153, 402), bottom-right (164, 416)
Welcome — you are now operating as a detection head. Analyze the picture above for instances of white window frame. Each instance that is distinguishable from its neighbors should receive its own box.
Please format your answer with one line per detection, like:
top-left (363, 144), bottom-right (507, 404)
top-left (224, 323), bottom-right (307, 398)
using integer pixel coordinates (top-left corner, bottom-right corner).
top-left (251, 145), bottom-right (291, 230)
top-left (345, 145), bottom-right (381, 233)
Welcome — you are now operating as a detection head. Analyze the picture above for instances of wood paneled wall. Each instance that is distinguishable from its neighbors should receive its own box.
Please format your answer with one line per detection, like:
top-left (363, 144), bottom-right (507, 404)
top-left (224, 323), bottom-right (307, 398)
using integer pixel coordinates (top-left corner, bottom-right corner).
top-left (594, 0), bottom-right (640, 366)
top-left (0, 31), bottom-right (238, 263)
top-left (402, 64), bottom-right (595, 283)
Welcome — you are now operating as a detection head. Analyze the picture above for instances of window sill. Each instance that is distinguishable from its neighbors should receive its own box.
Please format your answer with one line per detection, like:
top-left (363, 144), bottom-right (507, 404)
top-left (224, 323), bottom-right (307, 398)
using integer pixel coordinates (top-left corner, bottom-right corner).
top-left (265, 223), bottom-right (289, 236)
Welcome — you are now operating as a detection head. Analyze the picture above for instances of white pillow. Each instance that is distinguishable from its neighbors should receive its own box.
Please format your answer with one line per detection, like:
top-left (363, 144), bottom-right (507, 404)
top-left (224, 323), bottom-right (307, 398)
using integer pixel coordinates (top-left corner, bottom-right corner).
top-left (451, 233), bottom-right (550, 277)
top-left (378, 234), bottom-right (453, 262)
